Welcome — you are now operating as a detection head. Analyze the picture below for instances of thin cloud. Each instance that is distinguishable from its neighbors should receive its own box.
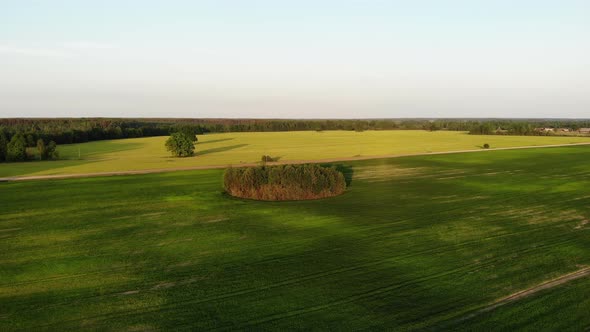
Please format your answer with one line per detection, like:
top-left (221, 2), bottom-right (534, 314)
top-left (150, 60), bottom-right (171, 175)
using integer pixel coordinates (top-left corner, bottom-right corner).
top-left (0, 45), bottom-right (72, 58)
top-left (63, 41), bottom-right (118, 50)
top-left (0, 41), bottom-right (118, 59)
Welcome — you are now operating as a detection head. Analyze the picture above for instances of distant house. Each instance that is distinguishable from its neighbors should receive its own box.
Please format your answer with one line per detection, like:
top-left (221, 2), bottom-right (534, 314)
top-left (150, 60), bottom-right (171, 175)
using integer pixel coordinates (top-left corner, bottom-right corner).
top-left (535, 128), bottom-right (554, 133)
top-left (579, 128), bottom-right (590, 134)
top-left (556, 128), bottom-right (571, 132)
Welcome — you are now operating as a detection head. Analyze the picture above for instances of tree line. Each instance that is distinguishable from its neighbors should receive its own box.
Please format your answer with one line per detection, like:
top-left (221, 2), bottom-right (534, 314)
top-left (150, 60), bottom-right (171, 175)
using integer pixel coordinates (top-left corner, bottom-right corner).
top-left (469, 120), bottom-right (590, 136)
top-left (0, 118), bottom-right (474, 145)
top-left (224, 164), bottom-right (346, 201)
top-left (1, 118), bottom-right (589, 149)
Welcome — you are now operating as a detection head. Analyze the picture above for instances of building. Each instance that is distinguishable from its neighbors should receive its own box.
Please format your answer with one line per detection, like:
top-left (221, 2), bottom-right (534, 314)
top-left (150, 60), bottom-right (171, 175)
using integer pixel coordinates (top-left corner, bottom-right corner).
top-left (579, 128), bottom-right (590, 134)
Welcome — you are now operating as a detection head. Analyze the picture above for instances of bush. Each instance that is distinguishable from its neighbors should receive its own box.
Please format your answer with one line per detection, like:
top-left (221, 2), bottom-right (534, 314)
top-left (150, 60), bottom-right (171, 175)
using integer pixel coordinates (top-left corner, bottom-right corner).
top-left (261, 155), bottom-right (276, 163)
top-left (224, 164), bottom-right (346, 201)
top-left (483, 143), bottom-right (490, 149)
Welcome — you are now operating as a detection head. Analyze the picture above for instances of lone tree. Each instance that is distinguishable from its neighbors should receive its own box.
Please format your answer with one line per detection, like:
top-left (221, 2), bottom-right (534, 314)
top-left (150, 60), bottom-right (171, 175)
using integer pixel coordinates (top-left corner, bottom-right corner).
top-left (176, 126), bottom-right (198, 142)
top-left (6, 133), bottom-right (27, 162)
top-left (165, 132), bottom-right (195, 157)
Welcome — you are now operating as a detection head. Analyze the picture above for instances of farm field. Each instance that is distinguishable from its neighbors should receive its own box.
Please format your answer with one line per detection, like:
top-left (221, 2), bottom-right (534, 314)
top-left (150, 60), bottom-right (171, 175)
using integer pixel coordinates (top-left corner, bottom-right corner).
top-left (2, 130), bottom-right (590, 178)
top-left (2, 146), bottom-right (590, 330)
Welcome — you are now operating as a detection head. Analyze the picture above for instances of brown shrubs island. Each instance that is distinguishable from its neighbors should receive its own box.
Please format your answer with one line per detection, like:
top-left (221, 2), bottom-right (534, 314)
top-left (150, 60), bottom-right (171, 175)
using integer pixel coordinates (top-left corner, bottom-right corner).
top-left (224, 164), bottom-right (346, 201)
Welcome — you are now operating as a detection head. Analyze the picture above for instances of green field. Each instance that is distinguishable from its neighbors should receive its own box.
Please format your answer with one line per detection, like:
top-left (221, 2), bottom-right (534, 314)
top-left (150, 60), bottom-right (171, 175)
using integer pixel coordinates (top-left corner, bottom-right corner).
top-left (2, 130), bottom-right (590, 178)
top-left (2, 146), bottom-right (590, 330)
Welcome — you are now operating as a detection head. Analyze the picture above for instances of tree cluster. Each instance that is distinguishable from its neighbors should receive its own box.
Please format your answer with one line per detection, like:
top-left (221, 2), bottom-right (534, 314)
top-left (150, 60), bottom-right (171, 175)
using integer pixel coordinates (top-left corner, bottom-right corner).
top-left (36, 139), bottom-right (59, 160)
top-left (0, 129), bottom-right (59, 162)
top-left (224, 164), bottom-right (346, 201)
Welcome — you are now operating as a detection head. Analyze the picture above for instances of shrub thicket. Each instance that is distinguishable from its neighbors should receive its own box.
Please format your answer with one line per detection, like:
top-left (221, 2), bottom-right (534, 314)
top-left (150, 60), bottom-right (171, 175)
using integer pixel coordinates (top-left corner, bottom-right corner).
top-left (224, 164), bottom-right (346, 201)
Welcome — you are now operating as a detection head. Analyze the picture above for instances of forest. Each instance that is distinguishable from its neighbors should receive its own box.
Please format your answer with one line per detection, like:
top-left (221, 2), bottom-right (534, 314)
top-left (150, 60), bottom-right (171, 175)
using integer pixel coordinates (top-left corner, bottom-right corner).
top-left (1, 118), bottom-right (589, 148)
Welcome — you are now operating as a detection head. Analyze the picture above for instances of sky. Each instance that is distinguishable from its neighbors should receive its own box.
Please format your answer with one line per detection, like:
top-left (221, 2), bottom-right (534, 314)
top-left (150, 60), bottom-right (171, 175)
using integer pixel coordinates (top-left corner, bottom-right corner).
top-left (0, 0), bottom-right (589, 119)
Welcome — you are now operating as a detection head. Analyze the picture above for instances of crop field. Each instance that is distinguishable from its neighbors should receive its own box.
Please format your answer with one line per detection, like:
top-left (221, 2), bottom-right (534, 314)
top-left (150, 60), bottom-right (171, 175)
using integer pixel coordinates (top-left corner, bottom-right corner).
top-left (2, 130), bottom-right (590, 178)
top-left (2, 146), bottom-right (590, 330)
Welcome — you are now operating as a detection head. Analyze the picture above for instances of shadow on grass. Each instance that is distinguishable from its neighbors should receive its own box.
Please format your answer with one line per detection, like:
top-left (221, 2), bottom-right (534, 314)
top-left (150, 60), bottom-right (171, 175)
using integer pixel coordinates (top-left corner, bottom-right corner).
top-left (0, 159), bottom-right (102, 178)
top-left (331, 164), bottom-right (354, 186)
top-left (195, 144), bottom-right (249, 157)
top-left (197, 138), bottom-right (235, 145)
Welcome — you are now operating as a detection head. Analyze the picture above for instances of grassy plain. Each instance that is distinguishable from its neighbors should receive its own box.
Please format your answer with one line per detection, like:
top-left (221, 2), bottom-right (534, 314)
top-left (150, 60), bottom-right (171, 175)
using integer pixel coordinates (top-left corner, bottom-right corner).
top-left (2, 130), bottom-right (590, 177)
top-left (2, 146), bottom-right (590, 330)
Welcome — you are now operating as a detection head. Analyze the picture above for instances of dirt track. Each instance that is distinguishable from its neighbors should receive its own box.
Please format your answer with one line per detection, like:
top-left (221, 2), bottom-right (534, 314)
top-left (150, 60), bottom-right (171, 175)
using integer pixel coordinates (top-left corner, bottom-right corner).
top-left (482, 266), bottom-right (590, 312)
top-left (457, 266), bottom-right (590, 323)
top-left (2, 142), bottom-right (590, 182)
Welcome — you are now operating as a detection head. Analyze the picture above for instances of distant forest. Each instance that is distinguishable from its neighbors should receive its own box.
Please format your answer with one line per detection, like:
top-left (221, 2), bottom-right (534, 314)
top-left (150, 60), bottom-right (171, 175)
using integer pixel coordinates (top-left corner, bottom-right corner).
top-left (1, 118), bottom-right (590, 145)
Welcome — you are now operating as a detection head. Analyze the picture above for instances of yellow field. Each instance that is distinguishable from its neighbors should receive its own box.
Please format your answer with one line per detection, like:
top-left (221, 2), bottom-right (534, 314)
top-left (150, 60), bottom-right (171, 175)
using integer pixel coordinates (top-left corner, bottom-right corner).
top-left (2, 130), bottom-right (590, 177)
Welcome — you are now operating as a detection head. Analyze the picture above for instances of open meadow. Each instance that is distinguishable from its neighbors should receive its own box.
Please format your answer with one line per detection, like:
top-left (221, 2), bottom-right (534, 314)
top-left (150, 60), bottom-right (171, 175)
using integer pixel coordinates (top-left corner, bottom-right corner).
top-left (2, 130), bottom-right (590, 178)
top-left (2, 145), bottom-right (590, 330)
top-left (4, 1), bottom-right (589, 330)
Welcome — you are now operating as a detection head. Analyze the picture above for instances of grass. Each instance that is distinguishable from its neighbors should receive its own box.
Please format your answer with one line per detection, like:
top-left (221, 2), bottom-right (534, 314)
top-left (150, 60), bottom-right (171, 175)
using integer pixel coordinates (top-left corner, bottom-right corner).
top-left (1, 145), bottom-right (590, 330)
top-left (2, 130), bottom-right (590, 177)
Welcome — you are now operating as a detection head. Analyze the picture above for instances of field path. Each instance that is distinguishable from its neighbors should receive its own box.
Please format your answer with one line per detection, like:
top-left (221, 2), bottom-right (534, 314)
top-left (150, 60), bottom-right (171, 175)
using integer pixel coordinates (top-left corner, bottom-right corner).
top-left (456, 266), bottom-right (590, 323)
top-left (2, 142), bottom-right (590, 182)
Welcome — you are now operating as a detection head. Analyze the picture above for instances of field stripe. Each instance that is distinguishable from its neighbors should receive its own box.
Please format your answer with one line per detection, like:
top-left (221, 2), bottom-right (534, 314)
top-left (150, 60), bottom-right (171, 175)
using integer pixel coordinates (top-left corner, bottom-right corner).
top-left (2, 142), bottom-right (590, 182)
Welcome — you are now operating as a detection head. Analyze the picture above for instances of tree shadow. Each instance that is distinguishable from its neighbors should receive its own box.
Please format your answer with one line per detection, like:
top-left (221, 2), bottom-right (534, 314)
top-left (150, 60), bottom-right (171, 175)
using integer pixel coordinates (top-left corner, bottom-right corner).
top-left (0, 140), bottom-right (146, 178)
top-left (328, 163), bottom-right (354, 186)
top-left (195, 144), bottom-right (249, 156)
top-left (197, 138), bottom-right (235, 145)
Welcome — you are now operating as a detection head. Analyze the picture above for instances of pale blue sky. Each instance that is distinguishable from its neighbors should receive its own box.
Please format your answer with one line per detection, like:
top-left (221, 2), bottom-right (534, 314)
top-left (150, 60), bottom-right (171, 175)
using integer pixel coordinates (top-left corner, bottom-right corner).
top-left (1, 0), bottom-right (589, 118)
